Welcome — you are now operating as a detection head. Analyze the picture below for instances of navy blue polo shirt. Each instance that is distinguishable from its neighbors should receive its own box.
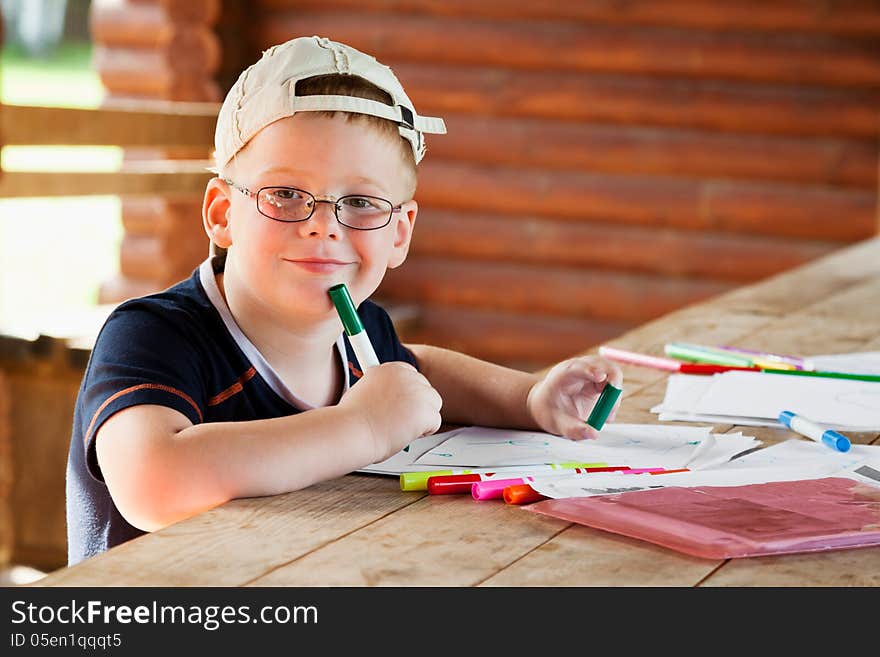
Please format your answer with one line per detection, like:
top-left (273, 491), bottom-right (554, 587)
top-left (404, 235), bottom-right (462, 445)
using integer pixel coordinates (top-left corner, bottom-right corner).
top-left (65, 256), bottom-right (417, 565)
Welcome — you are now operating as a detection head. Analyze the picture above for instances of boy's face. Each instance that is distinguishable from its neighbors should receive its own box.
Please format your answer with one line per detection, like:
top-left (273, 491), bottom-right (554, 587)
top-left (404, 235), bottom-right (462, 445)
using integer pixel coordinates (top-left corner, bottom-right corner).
top-left (207, 113), bottom-right (417, 322)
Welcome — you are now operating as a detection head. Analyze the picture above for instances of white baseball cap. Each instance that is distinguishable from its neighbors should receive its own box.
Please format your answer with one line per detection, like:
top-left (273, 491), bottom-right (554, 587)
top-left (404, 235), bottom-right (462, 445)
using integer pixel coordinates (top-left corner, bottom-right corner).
top-left (213, 35), bottom-right (447, 171)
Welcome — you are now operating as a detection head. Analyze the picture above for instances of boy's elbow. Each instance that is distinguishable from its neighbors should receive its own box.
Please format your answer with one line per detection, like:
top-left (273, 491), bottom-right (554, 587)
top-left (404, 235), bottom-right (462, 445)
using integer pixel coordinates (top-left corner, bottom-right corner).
top-left (95, 406), bottom-right (217, 533)
top-left (100, 438), bottom-right (181, 532)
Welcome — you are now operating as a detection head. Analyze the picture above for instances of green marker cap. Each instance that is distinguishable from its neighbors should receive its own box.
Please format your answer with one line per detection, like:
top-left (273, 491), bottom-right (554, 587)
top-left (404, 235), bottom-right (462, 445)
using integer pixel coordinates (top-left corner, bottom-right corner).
top-left (587, 382), bottom-right (622, 431)
top-left (328, 283), bottom-right (364, 336)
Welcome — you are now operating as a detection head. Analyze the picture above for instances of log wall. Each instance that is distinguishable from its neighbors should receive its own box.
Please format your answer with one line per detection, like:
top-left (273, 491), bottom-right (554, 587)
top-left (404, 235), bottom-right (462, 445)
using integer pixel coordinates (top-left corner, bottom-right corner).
top-left (93, 0), bottom-right (880, 370)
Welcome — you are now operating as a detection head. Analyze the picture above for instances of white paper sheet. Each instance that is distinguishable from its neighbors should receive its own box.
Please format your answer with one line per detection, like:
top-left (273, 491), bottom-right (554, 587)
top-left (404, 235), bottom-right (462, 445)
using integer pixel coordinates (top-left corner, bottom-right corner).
top-left (357, 428), bottom-right (463, 475)
top-left (693, 371), bottom-right (880, 428)
top-left (809, 351), bottom-right (880, 376)
top-left (412, 423), bottom-right (760, 470)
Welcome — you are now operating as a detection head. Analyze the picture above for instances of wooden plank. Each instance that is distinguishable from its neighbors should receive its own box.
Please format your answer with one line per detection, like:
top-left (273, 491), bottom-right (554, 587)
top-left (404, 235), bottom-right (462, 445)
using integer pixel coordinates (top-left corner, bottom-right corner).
top-left (409, 210), bottom-right (839, 282)
top-left (416, 161), bottom-right (878, 241)
top-left (0, 165), bottom-right (214, 197)
top-left (394, 64), bottom-right (880, 139)
top-left (1, 104), bottom-right (217, 148)
top-left (34, 476), bottom-right (422, 586)
top-left (433, 114), bottom-right (879, 188)
top-left (380, 256), bottom-right (733, 323)
top-left (248, 493), bottom-right (571, 586)
top-left (259, 0), bottom-right (880, 37)
top-left (262, 12), bottom-right (880, 88)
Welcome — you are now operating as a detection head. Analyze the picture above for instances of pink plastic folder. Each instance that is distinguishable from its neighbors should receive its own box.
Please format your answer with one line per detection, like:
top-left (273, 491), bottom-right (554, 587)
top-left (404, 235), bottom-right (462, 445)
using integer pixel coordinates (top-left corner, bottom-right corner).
top-left (527, 477), bottom-right (880, 560)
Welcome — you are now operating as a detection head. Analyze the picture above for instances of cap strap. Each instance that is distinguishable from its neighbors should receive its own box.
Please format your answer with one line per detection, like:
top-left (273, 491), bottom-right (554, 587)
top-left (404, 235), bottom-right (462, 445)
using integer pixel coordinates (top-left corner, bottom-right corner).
top-left (291, 95), bottom-right (447, 134)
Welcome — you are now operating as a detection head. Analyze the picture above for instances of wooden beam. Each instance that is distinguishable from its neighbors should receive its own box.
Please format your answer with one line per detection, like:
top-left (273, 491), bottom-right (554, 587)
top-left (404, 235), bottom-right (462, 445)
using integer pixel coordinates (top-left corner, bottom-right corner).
top-left (0, 163), bottom-right (214, 197)
top-left (0, 103), bottom-right (218, 148)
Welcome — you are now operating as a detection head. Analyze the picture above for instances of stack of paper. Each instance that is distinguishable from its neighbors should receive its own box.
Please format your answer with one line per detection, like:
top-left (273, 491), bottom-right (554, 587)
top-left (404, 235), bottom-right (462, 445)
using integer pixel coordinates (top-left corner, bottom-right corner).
top-left (651, 370), bottom-right (880, 430)
top-left (529, 439), bottom-right (880, 500)
top-left (360, 423), bottom-right (760, 475)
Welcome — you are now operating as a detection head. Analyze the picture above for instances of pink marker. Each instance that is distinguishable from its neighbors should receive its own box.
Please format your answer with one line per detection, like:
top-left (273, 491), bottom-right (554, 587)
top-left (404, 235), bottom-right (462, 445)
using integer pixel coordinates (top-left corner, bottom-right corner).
top-left (598, 346), bottom-right (682, 372)
top-left (472, 478), bottom-right (530, 500)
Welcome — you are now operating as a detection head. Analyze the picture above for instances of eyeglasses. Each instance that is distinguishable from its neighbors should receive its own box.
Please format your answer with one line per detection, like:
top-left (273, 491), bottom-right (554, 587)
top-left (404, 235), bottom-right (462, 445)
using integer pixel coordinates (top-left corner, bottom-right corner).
top-left (223, 179), bottom-right (402, 231)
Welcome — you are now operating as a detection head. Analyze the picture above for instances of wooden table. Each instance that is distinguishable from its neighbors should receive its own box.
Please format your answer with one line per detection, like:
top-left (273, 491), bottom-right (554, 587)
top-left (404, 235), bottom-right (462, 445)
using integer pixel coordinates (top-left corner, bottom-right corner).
top-left (36, 237), bottom-right (880, 587)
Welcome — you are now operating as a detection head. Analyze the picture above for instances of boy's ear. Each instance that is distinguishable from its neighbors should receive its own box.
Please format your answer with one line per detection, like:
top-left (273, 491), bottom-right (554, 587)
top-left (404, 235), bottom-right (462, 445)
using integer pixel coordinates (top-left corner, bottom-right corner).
top-left (387, 199), bottom-right (418, 269)
top-left (202, 177), bottom-right (234, 249)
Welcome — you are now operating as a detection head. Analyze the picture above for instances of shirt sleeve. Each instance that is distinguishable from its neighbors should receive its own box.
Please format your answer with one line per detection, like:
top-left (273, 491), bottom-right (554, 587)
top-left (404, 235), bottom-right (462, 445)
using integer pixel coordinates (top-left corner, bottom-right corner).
top-left (77, 302), bottom-right (208, 481)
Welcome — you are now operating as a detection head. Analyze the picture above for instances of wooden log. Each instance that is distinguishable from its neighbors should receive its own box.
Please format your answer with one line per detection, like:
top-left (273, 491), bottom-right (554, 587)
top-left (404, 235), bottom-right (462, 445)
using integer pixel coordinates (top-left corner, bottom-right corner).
top-left (261, 11), bottom-right (880, 88)
top-left (395, 303), bottom-right (632, 370)
top-left (408, 210), bottom-right (840, 283)
top-left (116, 195), bottom-right (207, 287)
top-left (391, 64), bottom-right (880, 139)
top-left (1, 103), bottom-right (217, 149)
top-left (257, 0), bottom-right (880, 37)
top-left (118, 194), bottom-right (205, 236)
top-left (432, 113), bottom-right (879, 188)
top-left (90, 0), bottom-right (221, 47)
top-left (93, 47), bottom-right (220, 101)
top-left (415, 161), bottom-right (878, 241)
top-left (378, 256), bottom-right (734, 323)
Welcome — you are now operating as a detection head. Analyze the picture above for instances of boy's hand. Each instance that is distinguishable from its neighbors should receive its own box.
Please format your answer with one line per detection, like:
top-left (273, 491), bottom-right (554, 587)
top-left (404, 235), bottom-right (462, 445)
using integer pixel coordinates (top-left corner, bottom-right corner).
top-left (526, 356), bottom-right (623, 441)
top-left (339, 362), bottom-right (443, 462)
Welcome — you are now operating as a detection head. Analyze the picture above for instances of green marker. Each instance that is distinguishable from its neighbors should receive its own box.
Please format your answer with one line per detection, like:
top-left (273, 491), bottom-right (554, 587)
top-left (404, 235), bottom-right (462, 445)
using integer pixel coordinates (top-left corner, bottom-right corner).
top-left (586, 382), bottom-right (622, 431)
top-left (328, 283), bottom-right (380, 370)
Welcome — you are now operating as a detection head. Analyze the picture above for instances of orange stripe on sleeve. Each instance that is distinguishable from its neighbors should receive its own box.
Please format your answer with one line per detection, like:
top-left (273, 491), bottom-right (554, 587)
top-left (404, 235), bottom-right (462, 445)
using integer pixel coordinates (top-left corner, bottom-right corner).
top-left (208, 367), bottom-right (257, 406)
top-left (83, 383), bottom-right (203, 447)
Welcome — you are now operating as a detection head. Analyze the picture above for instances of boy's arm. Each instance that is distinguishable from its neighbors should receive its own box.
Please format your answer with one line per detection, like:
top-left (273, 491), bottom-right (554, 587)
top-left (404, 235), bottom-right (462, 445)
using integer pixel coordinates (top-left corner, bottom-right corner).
top-left (97, 403), bottom-right (375, 533)
top-left (406, 343), bottom-right (541, 430)
top-left (96, 361), bottom-right (441, 533)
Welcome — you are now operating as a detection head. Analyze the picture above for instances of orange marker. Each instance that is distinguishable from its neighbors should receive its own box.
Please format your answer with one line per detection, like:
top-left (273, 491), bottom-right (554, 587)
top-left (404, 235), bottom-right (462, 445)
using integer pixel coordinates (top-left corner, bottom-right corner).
top-left (503, 484), bottom-right (548, 505)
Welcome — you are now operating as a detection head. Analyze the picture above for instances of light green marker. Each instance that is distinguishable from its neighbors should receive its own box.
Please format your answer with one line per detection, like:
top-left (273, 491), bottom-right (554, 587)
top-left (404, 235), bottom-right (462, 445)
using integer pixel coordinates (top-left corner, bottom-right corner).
top-left (664, 342), bottom-right (753, 368)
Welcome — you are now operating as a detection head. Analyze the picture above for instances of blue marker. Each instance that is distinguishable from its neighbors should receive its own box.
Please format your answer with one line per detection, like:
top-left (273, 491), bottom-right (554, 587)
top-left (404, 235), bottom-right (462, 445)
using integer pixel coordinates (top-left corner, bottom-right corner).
top-left (778, 410), bottom-right (851, 453)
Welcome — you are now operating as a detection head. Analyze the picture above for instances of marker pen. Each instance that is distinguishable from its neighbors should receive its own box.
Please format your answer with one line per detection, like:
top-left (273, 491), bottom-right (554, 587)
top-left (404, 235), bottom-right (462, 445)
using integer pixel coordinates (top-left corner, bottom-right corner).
top-left (426, 466), bottom-right (629, 495)
top-left (399, 462), bottom-right (606, 491)
top-left (328, 283), bottom-right (379, 370)
top-left (503, 484), bottom-right (548, 505)
top-left (586, 382), bottom-right (622, 431)
top-left (778, 410), bottom-right (851, 453)
top-left (471, 467), bottom-right (667, 500)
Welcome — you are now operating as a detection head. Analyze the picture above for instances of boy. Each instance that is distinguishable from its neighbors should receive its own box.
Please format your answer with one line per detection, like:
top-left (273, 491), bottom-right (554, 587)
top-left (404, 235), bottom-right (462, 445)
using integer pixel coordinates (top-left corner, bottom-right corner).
top-left (65, 36), bottom-right (623, 565)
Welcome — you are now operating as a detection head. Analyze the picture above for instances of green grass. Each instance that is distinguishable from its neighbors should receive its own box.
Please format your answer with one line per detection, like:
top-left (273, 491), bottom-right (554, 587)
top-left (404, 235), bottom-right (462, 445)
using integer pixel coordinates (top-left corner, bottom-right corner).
top-left (0, 41), bottom-right (123, 329)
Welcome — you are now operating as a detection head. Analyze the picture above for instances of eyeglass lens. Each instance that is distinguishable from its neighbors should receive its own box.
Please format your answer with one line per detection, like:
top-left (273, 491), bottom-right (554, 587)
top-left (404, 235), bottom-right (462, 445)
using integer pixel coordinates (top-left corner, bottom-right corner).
top-left (257, 187), bottom-right (393, 229)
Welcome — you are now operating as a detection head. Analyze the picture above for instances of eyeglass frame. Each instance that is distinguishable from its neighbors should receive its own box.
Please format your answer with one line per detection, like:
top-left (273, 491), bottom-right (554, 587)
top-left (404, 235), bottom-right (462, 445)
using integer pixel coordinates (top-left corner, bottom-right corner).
top-left (222, 178), bottom-right (403, 231)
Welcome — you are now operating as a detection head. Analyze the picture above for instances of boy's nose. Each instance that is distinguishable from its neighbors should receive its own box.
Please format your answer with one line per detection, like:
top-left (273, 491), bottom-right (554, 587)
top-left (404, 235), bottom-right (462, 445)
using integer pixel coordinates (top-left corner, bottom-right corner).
top-left (299, 200), bottom-right (340, 239)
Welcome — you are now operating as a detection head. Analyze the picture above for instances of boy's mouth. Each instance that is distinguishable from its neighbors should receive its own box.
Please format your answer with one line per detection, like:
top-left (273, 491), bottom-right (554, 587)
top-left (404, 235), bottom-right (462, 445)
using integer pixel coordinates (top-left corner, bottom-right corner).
top-left (283, 257), bottom-right (354, 274)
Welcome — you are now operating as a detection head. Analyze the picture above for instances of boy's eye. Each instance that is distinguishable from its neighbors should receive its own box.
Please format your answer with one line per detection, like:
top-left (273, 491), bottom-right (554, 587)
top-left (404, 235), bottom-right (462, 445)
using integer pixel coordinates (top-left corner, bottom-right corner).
top-left (341, 196), bottom-right (381, 211)
top-left (270, 188), bottom-right (303, 201)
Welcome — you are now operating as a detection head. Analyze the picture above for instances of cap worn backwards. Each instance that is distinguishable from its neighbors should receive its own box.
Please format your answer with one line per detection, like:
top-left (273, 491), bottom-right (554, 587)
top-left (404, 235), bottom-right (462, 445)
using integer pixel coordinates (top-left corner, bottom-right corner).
top-left (213, 35), bottom-right (447, 171)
